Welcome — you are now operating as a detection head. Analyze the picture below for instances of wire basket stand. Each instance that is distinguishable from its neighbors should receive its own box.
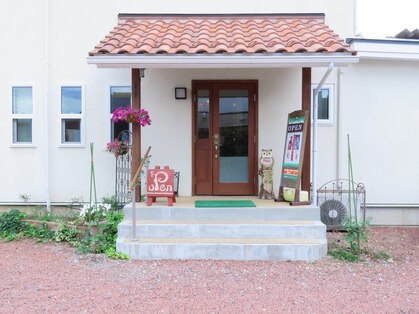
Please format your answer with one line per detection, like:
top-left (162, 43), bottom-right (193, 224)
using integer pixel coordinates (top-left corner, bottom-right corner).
top-left (317, 179), bottom-right (366, 230)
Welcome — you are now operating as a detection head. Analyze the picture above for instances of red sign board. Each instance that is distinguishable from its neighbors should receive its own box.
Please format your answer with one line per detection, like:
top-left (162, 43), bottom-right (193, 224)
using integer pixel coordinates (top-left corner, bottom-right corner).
top-left (147, 166), bottom-right (176, 206)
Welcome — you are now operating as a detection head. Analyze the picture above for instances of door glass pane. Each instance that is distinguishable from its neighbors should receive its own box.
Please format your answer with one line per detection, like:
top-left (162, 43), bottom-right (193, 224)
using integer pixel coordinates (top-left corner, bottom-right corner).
top-left (219, 89), bottom-right (248, 183)
top-left (197, 89), bottom-right (210, 139)
top-left (61, 87), bottom-right (82, 114)
top-left (12, 87), bottom-right (32, 114)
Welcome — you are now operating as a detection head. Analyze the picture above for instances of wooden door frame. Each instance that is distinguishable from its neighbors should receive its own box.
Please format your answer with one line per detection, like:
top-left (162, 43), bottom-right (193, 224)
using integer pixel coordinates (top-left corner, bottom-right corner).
top-left (192, 80), bottom-right (259, 196)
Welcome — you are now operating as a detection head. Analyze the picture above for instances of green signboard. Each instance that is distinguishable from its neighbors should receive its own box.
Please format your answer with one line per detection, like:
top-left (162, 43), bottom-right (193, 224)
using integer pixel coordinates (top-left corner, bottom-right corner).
top-left (276, 110), bottom-right (310, 205)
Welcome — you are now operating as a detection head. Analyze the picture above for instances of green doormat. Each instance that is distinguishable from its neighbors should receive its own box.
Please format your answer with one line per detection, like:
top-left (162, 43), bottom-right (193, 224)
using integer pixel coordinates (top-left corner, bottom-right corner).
top-left (195, 200), bottom-right (256, 208)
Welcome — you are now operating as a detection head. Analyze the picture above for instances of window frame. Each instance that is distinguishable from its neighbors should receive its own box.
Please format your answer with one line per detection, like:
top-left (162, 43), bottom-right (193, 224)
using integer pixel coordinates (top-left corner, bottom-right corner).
top-left (59, 84), bottom-right (85, 147)
top-left (107, 84), bottom-right (132, 142)
top-left (311, 83), bottom-right (335, 126)
top-left (11, 85), bottom-right (35, 147)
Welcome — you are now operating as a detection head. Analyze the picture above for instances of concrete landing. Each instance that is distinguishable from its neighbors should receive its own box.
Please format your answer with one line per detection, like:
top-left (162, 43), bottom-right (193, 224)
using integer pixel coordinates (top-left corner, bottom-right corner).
top-left (116, 197), bottom-right (327, 261)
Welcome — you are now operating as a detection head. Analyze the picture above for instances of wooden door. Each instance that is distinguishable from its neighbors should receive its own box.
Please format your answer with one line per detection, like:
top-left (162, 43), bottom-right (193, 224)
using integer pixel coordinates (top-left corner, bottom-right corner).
top-left (193, 81), bottom-right (257, 195)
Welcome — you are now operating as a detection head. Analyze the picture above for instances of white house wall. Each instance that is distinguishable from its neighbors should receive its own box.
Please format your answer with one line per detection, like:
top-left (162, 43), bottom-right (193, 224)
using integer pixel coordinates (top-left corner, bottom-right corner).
top-left (341, 59), bottom-right (419, 205)
top-left (0, 1), bottom-right (46, 203)
top-left (0, 0), bottom-right (354, 203)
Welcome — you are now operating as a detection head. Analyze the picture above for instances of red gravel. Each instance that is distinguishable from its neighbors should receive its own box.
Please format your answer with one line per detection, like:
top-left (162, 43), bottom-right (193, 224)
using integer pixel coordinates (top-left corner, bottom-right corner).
top-left (0, 227), bottom-right (417, 313)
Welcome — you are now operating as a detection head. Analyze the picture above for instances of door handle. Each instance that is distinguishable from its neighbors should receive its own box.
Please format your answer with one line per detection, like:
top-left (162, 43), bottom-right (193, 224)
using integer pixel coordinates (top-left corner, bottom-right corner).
top-left (213, 133), bottom-right (219, 159)
top-left (214, 144), bottom-right (219, 159)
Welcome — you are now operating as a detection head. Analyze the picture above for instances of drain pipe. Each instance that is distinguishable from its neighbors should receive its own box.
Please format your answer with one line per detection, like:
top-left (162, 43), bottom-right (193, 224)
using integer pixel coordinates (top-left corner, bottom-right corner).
top-left (44, 0), bottom-right (51, 212)
top-left (336, 68), bottom-right (344, 180)
top-left (312, 62), bottom-right (334, 206)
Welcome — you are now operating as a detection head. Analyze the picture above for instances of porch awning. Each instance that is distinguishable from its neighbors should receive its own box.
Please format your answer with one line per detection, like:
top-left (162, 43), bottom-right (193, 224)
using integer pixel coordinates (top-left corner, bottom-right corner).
top-left (87, 13), bottom-right (358, 68)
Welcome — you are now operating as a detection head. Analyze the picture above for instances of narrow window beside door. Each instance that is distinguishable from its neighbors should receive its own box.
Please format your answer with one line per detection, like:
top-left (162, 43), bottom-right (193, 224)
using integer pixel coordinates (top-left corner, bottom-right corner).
top-left (12, 86), bottom-right (33, 144)
top-left (110, 86), bottom-right (131, 141)
top-left (311, 83), bottom-right (334, 125)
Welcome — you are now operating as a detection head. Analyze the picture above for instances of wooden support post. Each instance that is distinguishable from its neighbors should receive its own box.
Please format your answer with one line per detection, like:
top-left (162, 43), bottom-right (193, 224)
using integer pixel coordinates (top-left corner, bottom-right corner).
top-left (301, 67), bottom-right (311, 196)
top-left (131, 68), bottom-right (141, 201)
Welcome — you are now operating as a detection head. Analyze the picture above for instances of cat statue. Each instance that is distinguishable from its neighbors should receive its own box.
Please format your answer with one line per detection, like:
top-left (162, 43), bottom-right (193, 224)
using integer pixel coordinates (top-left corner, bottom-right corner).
top-left (258, 149), bottom-right (275, 200)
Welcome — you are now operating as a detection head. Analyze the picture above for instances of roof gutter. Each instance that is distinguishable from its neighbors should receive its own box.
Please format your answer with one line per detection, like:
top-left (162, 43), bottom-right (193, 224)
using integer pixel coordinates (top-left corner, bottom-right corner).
top-left (87, 54), bottom-right (358, 69)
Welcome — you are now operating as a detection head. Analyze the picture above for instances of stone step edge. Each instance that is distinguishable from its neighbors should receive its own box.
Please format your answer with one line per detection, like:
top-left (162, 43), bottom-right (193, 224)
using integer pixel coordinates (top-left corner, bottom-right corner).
top-left (118, 237), bottom-right (326, 245)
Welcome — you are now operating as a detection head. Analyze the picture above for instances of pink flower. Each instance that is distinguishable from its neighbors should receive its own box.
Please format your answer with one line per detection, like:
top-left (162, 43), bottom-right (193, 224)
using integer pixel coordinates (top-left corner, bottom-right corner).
top-left (112, 106), bottom-right (151, 127)
top-left (105, 139), bottom-right (129, 157)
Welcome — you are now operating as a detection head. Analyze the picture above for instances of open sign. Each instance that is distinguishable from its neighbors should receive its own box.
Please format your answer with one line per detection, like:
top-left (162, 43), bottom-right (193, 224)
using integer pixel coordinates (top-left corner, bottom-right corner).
top-left (147, 166), bottom-right (176, 206)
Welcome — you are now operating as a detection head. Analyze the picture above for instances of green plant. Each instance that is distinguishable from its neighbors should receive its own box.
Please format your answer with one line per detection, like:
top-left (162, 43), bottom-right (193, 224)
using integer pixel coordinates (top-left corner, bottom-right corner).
top-left (0, 209), bottom-right (26, 239)
top-left (103, 211), bottom-right (123, 244)
top-left (22, 222), bottom-right (55, 242)
top-left (69, 197), bottom-right (84, 210)
top-left (19, 193), bottom-right (31, 203)
top-left (343, 217), bottom-right (370, 257)
top-left (29, 205), bottom-right (55, 222)
top-left (54, 222), bottom-right (80, 243)
top-left (0, 207), bottom-right (128, 260)
top-left (328, 245), bottom-right (359, 262)
top-left (79, 203), bottom-right (111, 225)
top-left (105, 247), bottom-right (129, 260)
top-left (76, 210), bottom-right (127, 258)
top-left (363, 247), bottom-right (392, 261)
top-left (344, 134), bottom-right (370, 258)
top-left (102, 195), bottom-right (123, 211)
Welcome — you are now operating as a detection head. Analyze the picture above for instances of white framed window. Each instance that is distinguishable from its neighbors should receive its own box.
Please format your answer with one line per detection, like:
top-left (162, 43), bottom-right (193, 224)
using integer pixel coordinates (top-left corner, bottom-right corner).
top-left (60, 85), bottom-right (84, 146)
top-left (12, 86), bottom-right (34, 145)
top-left (311, 83), bottom-right (335, 126)
top-left (109, 86), bottom-right (131, 141)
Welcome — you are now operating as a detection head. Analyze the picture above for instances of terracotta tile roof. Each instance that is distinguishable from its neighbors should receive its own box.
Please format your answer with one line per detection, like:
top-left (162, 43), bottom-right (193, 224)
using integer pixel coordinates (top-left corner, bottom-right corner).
top-left (89, 14), bottom-right (353, 56)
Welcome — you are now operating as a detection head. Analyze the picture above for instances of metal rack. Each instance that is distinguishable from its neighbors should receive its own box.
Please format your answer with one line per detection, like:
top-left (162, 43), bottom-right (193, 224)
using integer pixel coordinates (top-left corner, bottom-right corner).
top-left (317, 179), bottom-right (366, 230)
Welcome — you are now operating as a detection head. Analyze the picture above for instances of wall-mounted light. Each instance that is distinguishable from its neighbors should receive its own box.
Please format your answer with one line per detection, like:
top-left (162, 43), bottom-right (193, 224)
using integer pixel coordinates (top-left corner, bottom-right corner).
top-left (140, 68), bottom-right (146, 78)
top-left (175, 87), bottom-right (187, 100)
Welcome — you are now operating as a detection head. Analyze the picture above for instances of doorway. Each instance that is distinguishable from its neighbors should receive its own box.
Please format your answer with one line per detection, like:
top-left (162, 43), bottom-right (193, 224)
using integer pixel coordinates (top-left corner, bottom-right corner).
top-left (192, 80), bottom-right (258, 195)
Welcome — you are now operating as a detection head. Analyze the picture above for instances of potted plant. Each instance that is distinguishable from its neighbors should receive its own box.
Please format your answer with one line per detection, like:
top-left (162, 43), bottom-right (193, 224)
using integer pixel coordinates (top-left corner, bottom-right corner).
top-left (105, 139), bottom-right (129, 157)
top-left (112, 106), bottom-right (151, 127)
top-left (75, 202), bottom-right (111, 235)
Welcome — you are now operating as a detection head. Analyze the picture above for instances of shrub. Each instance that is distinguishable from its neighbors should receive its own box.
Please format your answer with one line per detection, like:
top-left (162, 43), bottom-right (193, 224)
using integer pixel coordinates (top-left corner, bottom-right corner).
top-left (0, 209), bottom-right (26, 240)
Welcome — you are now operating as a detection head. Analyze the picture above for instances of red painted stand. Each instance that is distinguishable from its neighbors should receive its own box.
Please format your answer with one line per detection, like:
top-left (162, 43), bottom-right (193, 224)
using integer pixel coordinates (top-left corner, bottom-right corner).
top-left (146, 166), bottom-right (176, 206)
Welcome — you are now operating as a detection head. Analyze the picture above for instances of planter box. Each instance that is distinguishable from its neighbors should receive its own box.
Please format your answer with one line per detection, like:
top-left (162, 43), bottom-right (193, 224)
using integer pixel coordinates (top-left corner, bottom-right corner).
top-left (23, 219), bottom-right (106, 236)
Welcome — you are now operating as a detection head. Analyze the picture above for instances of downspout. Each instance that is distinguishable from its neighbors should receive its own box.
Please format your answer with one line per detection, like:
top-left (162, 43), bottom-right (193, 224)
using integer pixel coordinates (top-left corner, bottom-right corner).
top-left (44, 0), bottom-right (51, 212)
top-left (336, 68), bottom-right (344, 180)
top-left (312, 62), bottom-right (334, 206)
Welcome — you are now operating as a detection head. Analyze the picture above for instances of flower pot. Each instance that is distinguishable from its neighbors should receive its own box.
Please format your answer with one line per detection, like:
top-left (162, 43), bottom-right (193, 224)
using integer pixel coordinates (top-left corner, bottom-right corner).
top-left (126, 114), bottom-right (137, 124)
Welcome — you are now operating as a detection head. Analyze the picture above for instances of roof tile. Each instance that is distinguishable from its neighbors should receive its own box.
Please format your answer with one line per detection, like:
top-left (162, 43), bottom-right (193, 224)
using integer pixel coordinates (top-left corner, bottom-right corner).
top-left (89, 14), bottom-right (353, 56)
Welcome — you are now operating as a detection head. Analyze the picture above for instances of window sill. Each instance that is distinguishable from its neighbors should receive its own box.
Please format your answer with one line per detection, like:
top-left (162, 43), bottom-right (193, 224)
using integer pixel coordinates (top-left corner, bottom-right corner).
top-left (318, 121), bottom-right (335, 127)
top-left (59, 143), bottom-right (85, 148)
top-left (311, 120), bottom-right (335, 127)
top-left (10, 144), bottom-right (36, 148)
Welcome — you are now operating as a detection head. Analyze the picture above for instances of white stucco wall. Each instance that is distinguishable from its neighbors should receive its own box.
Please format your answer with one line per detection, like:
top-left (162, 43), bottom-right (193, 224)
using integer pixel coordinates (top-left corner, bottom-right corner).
top-left (0, 0), bottom-right (46, 203)
top-left (141, 68), bottom-right (304, 197)
top-left (340, 59), bottom-right (419, 204)
top-left (0, 0), bottom-right (354, 203)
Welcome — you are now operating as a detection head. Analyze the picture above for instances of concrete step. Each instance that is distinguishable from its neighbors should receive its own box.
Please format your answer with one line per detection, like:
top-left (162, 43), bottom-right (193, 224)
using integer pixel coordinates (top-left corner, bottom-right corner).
top-left (123, 205), bottom-right (320, 221)
top-left (116, 237), bottom-right (328, 261)
top-left (118, 220), bottom-right (326, 239)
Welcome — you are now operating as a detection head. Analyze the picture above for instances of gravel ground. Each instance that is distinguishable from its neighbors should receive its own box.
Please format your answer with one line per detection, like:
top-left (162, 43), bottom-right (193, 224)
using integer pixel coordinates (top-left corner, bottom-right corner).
top-left (0, 227), bottom-right (417, 313)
